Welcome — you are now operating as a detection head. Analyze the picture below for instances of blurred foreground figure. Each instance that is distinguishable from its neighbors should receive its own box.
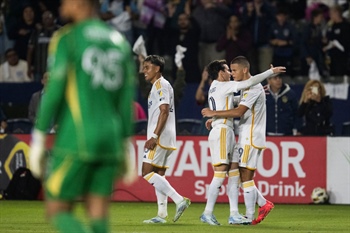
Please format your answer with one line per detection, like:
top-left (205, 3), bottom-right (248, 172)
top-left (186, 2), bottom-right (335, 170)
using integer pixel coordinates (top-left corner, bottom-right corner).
top-left (29, 0), bottom-right (136, 232)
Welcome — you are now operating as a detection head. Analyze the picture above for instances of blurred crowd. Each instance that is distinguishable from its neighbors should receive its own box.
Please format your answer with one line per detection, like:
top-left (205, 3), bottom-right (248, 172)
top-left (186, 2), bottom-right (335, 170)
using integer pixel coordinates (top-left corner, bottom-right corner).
top-left (1, 0), bottom-right (350, 83)
top-left (0, 0), bottom-right (349, 136)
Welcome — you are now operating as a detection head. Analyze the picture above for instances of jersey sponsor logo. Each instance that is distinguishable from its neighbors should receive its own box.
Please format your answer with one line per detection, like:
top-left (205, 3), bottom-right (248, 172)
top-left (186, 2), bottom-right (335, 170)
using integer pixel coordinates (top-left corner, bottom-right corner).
top-left (82, 47), bottom-right (123, 91)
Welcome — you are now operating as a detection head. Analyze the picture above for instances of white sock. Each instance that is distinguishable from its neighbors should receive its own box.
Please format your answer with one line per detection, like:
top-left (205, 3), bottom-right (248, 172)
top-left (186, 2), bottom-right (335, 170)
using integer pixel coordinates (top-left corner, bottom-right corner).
top-left (156, 189), bottom-right (168, 218)
top-left (242, 180), bottom-right (257, 220)
top-left (255, 186), bottom-right (266, 207)
top-left (204, 171), bottom-right (226, 215)
top-left (227, 169), bottom-right (240, 216)
top-left (144, 172), bottom-right (183, 204)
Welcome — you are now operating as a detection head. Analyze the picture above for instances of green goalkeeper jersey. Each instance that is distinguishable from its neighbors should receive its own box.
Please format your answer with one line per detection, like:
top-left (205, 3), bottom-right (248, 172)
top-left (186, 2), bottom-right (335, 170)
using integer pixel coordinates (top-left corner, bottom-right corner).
top-left (35, 18), bottom-right (135, 162)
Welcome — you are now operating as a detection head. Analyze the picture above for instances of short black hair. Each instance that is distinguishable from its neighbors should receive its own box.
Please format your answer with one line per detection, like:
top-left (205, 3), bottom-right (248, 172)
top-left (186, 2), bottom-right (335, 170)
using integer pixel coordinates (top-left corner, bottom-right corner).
top-left (230, 56), bottom-right (250, 69)
top-left (206, 59), bottom-right (227, 80)
top-left (311, 8), bottom-right (323, 20)
top-left (144, 55), bottom-right (165, 73)
top-left (5, 48), bottom-right (16, 56)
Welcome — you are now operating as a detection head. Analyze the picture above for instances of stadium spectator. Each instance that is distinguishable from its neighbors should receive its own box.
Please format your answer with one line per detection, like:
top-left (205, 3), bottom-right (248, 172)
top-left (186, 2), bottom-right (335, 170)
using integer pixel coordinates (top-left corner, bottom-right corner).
top-left (100, 0), bottom-right (133, 45)
top-left (0, 1), bottom-right (14, 63)
top-left (28, 1), bottom-right (137, 233)
top-left (8, 5), bottom-right (40, 60)
top-left (323, 5), bottom-right (350, 77)
top-left (28, 72), bottom-right (48, 124)
top-left (0, 106), bottom-right (7, 133)
top-left (242, 0), bottom-right (276, 74)
top-left (216, 14), bottom-right (253, 65)
top-left (269, 7), bottom-right (296, 77)
top-left (192, 0), bottom-right (231, 71)
top-left (300, 7), bottom-right (329, 79)
top-left (140, 0), bottom-right (168, 56)
top-left (298, 80), bottom-right (333, 136)
top-left (0, 48), bottom-right (31, 82)
top-left (27, 10), bottom-right (60, 81)
top-left (266, 74), bottom-right (300, 136)
top-left (195, 67), bottom-right (212, 136)
top-left (169, 12), bottom-right (201, 84)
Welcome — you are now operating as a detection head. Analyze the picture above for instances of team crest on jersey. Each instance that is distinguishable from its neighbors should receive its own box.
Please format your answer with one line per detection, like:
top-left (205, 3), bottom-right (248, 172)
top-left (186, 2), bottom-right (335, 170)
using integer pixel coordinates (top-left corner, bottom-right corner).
top-left (282, 96), bottom-right (288, 103)
top-left (157, 90), bottom-right (163, 96)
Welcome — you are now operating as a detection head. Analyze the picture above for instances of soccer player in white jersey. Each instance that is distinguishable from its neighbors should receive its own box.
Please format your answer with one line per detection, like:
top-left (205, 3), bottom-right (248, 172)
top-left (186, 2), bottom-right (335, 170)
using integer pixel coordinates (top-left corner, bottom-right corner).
top-left (141, 55), bottom-right (190, 224)
top-left (202, 56), bottom-right (286, 225)
top-left (199, 59), bottom-right (285, 225)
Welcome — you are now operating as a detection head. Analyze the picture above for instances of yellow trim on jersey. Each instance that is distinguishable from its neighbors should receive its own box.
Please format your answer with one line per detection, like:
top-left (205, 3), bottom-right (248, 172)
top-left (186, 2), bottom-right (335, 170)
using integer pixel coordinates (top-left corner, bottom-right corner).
top-left (242, 180), bottom-right (255, 188)
top-left (242, 145), bottom-right (250, 164)
top-left (151, 163), bottom-right (170, 169)
top-left (155, 79), bottom-right (162, 90)
top-left (220, 128), bottom-right (226, 160)
top-left (66, 66), bottom-right (87, 154)
top-left (148, 147), bottom-right (156, 160)
top-left (223, 97), bottom-right (228, 124)
top-left (48, 25), bottom-right (72, 55)
top-left (144, 172), bottom-right (155, 181)
top-left (228, 169), bottom-right (240, 177)
top-left (158, 143), bottom-right (176, 150)
top-left (213, 162), bottom-right (226, 166)
top-left (46, 157), bottom-right (73, 197)
top-left (246, 166), bottom-right (257, 171)
top-left (214, 171), bottom-right (226, 178)
top-left (250, 105), bottom-right (266, 150)
top-left (66, 67), bottom-right (82, 126)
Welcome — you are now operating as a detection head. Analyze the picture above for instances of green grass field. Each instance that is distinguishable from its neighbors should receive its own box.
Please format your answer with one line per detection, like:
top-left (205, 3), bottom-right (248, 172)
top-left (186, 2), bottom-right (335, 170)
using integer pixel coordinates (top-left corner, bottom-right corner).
top-left (0, 201), bottom-right (349, 233)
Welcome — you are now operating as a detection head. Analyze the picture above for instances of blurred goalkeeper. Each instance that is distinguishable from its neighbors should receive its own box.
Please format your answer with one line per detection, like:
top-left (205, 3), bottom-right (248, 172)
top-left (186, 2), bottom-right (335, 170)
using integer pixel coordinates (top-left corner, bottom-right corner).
top-left (29, 0), bottom-right (136, 233)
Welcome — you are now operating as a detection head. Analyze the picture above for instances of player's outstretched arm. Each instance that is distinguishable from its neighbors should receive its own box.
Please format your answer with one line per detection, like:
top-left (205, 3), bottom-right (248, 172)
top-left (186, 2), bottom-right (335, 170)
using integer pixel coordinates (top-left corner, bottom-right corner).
top-left (235, 65), bottom-right (286, 91)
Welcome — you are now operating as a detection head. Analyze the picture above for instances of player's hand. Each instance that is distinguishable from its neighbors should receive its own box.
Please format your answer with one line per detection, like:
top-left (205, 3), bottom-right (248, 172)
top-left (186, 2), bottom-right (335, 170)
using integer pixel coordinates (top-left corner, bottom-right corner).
top-left (205, 119), bottom-right (213, 130)
top-left (145, 137), bottom-right (157, 150)
top-left (201, 108), bottom-right (215, 117)
top-left (263, 84), bottom-right (270, 95)
top-left (29, 129), bottom-right (46, 179)
top-left (270, 64), bottom-right (286, 74)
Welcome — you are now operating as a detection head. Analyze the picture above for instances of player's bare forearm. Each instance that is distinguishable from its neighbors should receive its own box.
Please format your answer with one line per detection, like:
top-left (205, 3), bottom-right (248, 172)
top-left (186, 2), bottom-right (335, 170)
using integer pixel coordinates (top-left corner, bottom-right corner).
top-left (202, 105), bottom-right (248, 118)
top-left (154, 105), bottom-right (169, 136)
top-left (213, 109), bottom-right (238, 118)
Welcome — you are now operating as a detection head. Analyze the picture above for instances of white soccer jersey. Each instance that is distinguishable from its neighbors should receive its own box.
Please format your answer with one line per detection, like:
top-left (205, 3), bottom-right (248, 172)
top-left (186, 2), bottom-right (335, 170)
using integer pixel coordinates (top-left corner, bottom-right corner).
top-left (207, 69), bottom-right (273, 129)
top-left (147, 77), bottom-right (176, 149)
top-left (237, 83), bottom-right (266, 148)
top-left (208, 80), bottom-right (238, 128)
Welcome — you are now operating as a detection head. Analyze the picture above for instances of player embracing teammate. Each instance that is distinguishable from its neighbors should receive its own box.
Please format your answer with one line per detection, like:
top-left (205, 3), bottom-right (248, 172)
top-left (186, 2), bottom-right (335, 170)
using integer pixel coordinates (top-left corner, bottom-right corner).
top-left (202, 56), bottom-right (286, 225)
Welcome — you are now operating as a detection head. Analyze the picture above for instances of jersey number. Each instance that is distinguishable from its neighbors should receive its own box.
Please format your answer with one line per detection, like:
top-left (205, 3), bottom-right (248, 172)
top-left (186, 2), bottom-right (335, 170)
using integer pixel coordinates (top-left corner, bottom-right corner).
top-left (209, 97), bottom-right (216, 110)
top-left (82, 47), bottom-right (123, 91)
